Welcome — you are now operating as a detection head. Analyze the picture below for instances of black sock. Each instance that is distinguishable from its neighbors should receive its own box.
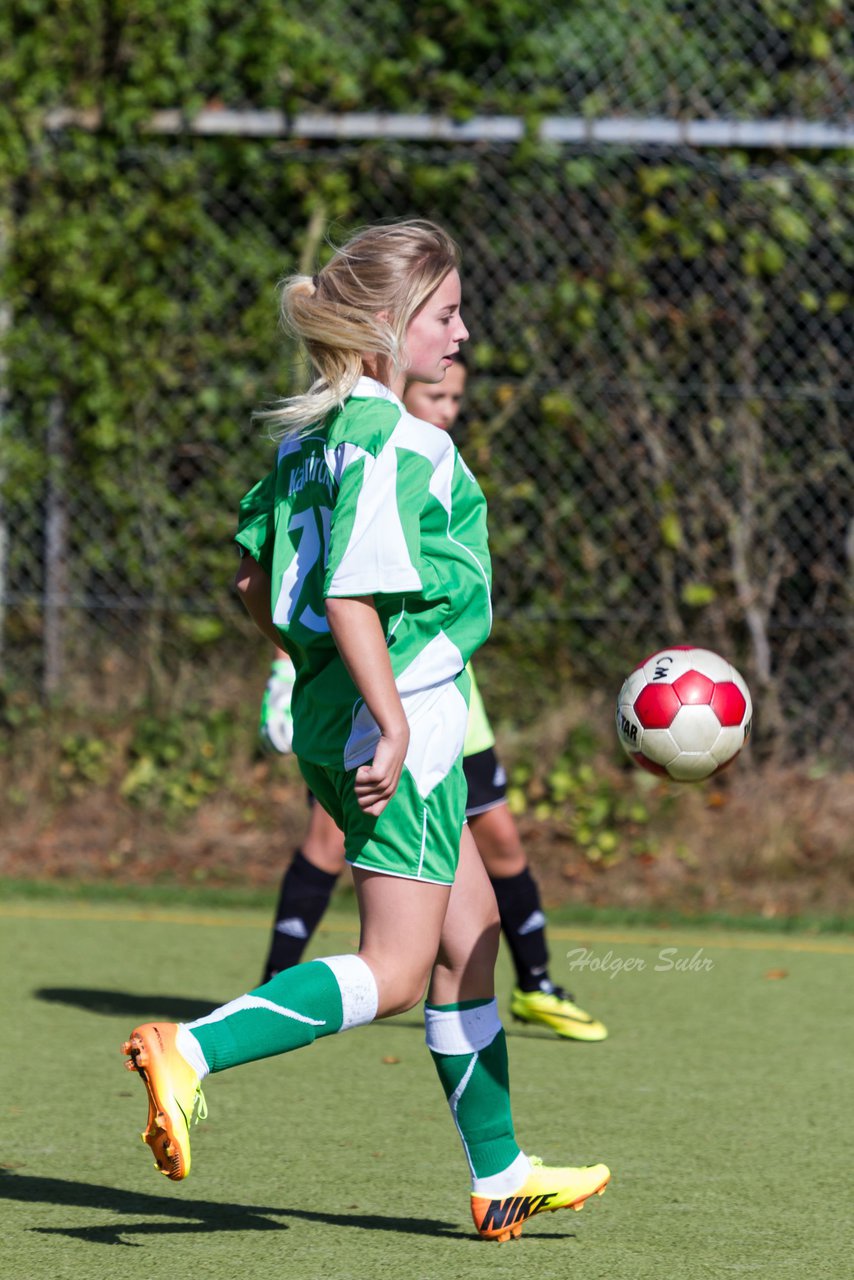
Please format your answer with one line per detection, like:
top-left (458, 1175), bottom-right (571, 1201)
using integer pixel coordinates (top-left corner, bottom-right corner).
top-left (490, 867), bottom-right (551, 993)
top-left (261, 849), bottom-right (340, 982)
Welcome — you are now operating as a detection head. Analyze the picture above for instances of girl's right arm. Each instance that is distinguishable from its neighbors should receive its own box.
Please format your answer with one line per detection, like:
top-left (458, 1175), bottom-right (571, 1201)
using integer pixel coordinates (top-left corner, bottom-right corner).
top-left (325, 595), bottom-right (410, 817)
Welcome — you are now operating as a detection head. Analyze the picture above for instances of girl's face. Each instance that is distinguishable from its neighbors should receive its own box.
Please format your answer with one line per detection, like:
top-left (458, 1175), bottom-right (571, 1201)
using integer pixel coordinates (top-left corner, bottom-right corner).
top-left (404, 360), bottom-right (467, 432)
top-left (403, 270), bottom-right (469, 386)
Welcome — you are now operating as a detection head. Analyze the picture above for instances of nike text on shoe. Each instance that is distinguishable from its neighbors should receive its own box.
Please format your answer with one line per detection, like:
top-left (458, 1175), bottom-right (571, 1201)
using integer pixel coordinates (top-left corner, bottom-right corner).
top-left (471, 1158), bottom-right (610, 1242)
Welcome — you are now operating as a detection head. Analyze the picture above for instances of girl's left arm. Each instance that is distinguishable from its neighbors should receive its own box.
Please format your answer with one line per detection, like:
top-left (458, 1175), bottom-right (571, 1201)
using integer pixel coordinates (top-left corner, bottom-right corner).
top-left (234, 554), bottom-right (282, 649)
top-left (325, 595), bottom-right (410, 816)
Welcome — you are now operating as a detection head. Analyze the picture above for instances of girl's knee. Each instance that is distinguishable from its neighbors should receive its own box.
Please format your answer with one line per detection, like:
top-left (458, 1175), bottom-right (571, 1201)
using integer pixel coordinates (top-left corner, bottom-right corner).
top-left (361, 955), bottom-right (431, 1017)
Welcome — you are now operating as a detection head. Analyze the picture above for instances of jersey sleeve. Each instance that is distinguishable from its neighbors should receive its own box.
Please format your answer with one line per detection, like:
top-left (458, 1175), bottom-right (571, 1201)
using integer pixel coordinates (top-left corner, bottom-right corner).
top-left (235, 468), bottom-right (277, 575)
top-left (323, 440), bottom-right (427, 599)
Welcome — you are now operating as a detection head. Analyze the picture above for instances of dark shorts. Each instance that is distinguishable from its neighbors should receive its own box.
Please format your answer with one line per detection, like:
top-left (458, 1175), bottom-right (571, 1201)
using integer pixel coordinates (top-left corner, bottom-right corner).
top-left (463, 746), bottom-right (507, 817)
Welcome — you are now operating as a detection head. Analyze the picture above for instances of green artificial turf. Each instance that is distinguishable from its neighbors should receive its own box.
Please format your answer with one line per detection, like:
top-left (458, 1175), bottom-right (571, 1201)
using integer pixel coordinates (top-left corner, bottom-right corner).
top-left (1, 896), bottom-right (852, 1279)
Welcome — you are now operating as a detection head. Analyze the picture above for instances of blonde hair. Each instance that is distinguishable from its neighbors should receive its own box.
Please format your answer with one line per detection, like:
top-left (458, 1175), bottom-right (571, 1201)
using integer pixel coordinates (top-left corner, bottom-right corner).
top-left (256, 219), bottom-right (461, 438)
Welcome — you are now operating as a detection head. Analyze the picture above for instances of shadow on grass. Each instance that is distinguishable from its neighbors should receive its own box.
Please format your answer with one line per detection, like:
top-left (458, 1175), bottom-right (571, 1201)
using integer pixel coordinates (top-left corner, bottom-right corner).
top-left (3, 1172), bottom-right (577, 1246)
top-left (34, 988), bottom-right (221, 1021)
top-left (1, 1171), bottom-right (471, 1245)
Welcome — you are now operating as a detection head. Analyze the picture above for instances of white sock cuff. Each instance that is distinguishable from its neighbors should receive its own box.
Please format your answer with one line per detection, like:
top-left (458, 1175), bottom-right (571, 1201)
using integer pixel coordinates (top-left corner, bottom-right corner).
top-left (316, 955), bottom-right (378, 1031)
top-left (424, 998), bottom-right (501, 1055)
top-left (175, 1024), bottom-right (210, 1081)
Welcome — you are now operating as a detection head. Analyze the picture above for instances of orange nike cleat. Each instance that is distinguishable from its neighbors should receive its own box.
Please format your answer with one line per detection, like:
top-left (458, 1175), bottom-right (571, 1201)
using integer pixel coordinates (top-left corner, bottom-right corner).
top-left (471, 1157), bottom-right (610, 1242)
top-left (121, 1022), bottom-right (207, 1181)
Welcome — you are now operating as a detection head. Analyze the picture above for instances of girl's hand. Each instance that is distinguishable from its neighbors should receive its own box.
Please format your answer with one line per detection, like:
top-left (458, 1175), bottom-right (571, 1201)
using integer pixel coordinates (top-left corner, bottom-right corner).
top-left (354, 726), bottom-right (410, 816)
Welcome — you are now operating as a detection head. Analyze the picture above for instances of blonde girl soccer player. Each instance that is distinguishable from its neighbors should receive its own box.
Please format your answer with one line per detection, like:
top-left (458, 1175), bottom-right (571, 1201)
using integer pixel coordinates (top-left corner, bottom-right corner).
top-left (120, 220), bottom-right (610, 1242)
top-left (259, 356), bottom-right (607, 1043)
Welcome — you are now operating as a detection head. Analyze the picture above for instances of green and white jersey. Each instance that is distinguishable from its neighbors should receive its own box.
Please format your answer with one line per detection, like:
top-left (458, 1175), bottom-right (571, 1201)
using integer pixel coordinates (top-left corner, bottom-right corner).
top-left (236, 377), bottom-right (492, 779)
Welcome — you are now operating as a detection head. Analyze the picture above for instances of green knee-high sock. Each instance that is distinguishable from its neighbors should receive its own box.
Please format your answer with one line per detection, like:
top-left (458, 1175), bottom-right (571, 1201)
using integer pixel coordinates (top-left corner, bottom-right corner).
top-left (186, 955), bottom-right (378, 1073)
top-left (425, 998), bottom-right (522, 1181)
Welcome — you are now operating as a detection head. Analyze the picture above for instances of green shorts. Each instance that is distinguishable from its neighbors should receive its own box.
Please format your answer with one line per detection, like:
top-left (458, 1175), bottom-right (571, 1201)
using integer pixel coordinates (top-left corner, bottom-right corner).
top-left (298, 754), bottom-right (466, 886)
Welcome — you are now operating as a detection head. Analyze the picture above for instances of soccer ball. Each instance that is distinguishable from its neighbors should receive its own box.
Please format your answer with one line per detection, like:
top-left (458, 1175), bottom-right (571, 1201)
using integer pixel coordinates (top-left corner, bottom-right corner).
top-left (615, 646), bottom-right (752, 782)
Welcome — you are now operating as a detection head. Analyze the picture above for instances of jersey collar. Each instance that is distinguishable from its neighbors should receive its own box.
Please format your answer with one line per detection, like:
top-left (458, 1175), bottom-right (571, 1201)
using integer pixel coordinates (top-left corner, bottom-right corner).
top-left (351, 375), bottom-right (404, 409)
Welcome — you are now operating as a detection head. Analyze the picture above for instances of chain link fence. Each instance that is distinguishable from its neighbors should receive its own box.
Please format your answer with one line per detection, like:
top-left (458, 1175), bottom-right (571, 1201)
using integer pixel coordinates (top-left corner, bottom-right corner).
top-left (1, 8), bottom-right (852, 764)
top-left (173, 0), bottom-right (853, 123)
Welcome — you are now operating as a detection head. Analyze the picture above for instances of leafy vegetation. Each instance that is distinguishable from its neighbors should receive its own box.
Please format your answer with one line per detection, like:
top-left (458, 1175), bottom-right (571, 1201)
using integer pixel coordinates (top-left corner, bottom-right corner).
top-left (0, 2), bottom-right (850, 767)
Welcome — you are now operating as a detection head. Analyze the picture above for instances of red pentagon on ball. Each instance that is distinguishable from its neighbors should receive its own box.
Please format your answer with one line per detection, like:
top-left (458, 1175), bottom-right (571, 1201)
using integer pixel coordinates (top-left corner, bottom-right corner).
top-left (634, 683), bottom-right (680, 728)
top-left (671, 671), bottom-right (715, 704)
top-left (710, 681), bottom-right (748, 726)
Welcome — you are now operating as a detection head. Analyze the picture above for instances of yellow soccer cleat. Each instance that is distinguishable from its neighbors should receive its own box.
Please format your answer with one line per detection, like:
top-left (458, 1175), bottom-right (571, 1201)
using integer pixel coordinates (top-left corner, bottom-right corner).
top-left (121, 1022), bottom-right (207, 1181)
top-left (471, 1157), bottom-right (611, 1242)
top-left (510, 986), bottom-right (608, 1042)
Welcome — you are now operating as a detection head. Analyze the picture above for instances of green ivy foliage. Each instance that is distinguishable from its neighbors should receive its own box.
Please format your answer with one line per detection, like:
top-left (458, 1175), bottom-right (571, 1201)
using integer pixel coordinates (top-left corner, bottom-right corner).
top-left (2, 0), bottom-right (850, 135)
top-left (0, 4), bottom-right (851, 761)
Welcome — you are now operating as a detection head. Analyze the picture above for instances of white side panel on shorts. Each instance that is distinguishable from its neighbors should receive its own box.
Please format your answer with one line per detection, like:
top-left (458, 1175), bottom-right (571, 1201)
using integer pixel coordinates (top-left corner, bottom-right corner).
top-left (343, 630), bottom-right (467, 774)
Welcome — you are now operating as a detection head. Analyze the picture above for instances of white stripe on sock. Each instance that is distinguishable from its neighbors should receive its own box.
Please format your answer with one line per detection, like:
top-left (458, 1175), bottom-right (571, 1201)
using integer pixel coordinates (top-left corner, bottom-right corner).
top-left (316, 955), bottom-right (379, 1031)
top-left (448, 1052), bottom-right (478, 1177)
top-left (187, 993), bottom-right (326, 1030)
